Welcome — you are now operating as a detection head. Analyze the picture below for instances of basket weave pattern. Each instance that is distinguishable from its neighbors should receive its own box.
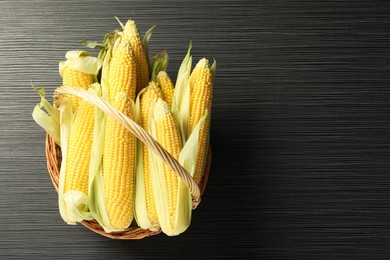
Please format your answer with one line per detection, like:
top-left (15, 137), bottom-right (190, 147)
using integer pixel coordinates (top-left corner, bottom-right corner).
top-left (45, 86), bottom-right (212, 239)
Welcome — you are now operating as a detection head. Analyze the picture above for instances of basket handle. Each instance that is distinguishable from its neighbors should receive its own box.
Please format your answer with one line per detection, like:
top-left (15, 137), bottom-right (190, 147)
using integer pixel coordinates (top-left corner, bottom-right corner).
top-left (55, 86), bottom-right (201, 208)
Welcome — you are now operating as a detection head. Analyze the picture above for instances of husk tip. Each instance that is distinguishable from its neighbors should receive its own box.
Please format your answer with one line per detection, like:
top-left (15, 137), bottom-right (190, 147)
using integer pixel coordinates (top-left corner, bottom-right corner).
top-left (114, 16), bottom-right (125, 29)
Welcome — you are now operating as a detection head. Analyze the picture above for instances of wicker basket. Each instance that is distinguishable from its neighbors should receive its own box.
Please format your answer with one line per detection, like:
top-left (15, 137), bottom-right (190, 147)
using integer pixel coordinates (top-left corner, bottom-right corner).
top-left (45, 86), bottom-right (212, 239)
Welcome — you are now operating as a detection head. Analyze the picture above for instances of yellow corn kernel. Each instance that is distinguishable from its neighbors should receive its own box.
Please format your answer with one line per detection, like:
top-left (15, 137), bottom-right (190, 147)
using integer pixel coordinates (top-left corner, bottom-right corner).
top-left (189, 58), bottom-right (214, 185)
top-left (107, 38), bottom-right (137, 102)
top-left (154, 100), bottom-right (183, 229)
top-left (64, 99), bottom-right (95, 193)
top-left (102, 93), bottom-right (136, 230)
top-left (157, 71), bottom-right (174, 107)
top-left (62, 67), bottom-right (93, 111)
top-left (123, 20), bottom-right (150, 94)
top-left (140, 82), bottom-right (163, 224)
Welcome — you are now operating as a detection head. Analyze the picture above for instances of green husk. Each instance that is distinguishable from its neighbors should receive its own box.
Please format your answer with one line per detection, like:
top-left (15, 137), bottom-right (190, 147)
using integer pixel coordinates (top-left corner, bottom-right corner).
top-left (80, 40), bottom-right (105, 49)
top-left (57, 95), bottom-right (76, 224)
top-left (100, 34), bottom-right (115, 101)
top-left (174, 110), bottom-right (207, 235)
top-left (31, 85), bottom-right (60, 145)
top-left (143, 25), bottom-right (156, 69)
top-left (114, 16), bottom-right (125, 29)
top-left (148, 99), bottom-right (207, 236)
top-left (150, 51), bottom-right (169, 82)
top-left (59, 50), bottom-right (102, 77)
top-left (211, 59), bottom-right (217, 81)
top-left (172, 42), bottom-right (192, 142)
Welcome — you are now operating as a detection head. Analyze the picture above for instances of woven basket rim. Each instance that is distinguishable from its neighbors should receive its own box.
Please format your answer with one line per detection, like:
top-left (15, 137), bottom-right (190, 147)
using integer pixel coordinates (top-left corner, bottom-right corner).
top-left (46, 135), bottom-right (211, 239)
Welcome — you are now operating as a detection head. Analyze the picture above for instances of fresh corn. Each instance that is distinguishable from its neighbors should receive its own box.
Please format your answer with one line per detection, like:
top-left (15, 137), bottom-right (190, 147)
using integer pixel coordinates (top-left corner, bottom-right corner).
top-left (157, 71), bottom-right (174, 107)
top-left (148, 98), bottom-right (200, 236)
top-left (107, 37), bottom-right (137, 102)
top-left (58, 84), bottom-right (101, 225)
top-left (123, 20), bottom-right (150, 94)
top-left (153, 99), bottom-right (183, 230)
top-left (189, 58), bottom-right (215, 185)
top-left (102, 93), bottom-right (136, 230)
top-left (137, 82), bottom-right (162, 228)
top-left (32, 19), bottom-right (217, 237)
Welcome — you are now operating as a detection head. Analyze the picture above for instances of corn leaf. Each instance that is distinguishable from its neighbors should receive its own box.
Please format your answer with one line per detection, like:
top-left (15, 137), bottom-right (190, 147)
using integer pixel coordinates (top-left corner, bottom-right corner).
top-left (114, 16), bottom-right (125, 29)
top-left (31, 85), bottom-right (60, 145)
top-left (32, 105), bottom-right (60, 145)
top-left (150, 51), bottom-right (169, 82)
top-left (57, 95), bottom-right (76, 224)
top-left (63, 190), bottom-right (91, 221)
top-left (100, 36), bottom-right (115, 101)
top-left (172, 42), bottom-right (192, 142)
top-left (142, 25), bottom-right (156, 69)
top-left (97, 31), bottom-right (118, 60)
top-left (80, 40), bottom-right (104, 49)
top-left (172, 111), bottom-right (207, 235)
top-left (211, 59), bottom-right (217, 82)
top-left (59, 50), bottom-right (102, 77)
top-left (180, 110), bottom-right (208, 179)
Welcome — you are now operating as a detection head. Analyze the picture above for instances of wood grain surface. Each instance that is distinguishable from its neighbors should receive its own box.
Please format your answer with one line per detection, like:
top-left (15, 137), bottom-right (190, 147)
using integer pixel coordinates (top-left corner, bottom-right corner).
top-left (1, 0), bottom-right (390, 259)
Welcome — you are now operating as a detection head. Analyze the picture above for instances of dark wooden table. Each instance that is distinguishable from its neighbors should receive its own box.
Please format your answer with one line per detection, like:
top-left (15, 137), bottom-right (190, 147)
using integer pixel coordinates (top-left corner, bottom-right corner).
top-left (1, 0), bottom-right (390, 259)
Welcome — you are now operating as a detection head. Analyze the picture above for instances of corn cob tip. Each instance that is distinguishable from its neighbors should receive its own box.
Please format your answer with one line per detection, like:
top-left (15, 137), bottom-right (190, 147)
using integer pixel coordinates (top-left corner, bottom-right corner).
top-left (113, 37), bottom-right (133, 54)
top-left (142, 81), bottom-right (160, 93)
top-left (153, 50), bottom-right (169, 61)
top-left (157, 70), bottom-right (167, 77)
top-left (156, 72), bottom-right (174, 107)
top-left (154, 99), bottom-right (171, 122)
top-left (124, 20), bottom-right (139, 37)
top-left (114, 91), bottom-right (130, 103)
top-left (195, 58), bottom-right (210, 69)
top-left (65, 50), bottom-right (90, 60)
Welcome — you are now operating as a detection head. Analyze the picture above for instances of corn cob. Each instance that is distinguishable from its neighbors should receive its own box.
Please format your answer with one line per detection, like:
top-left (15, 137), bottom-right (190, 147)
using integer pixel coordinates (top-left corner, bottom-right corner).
top-left (59, 51), bottom-right (101, 111)
top-left (102, 93), bottom-right (136, 230)
top-left (64, 99), bottom-right (95, 194)
top-left (157, 71), bottom-right (174, 107)
top-left (57, 84), bottom-right (101, 225)
top-left (189, 58), bottom-right (214, 185)
top-left (107, 37), bottom-right (137, 102)
top-left (139, 82), bottom-right (163, 227)
top-left (152, 99), bottom-right (183, 231)
top-left (123, 20), bottom-right (150, 94)
top-left (62, 68), bottom-right (93, 111)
